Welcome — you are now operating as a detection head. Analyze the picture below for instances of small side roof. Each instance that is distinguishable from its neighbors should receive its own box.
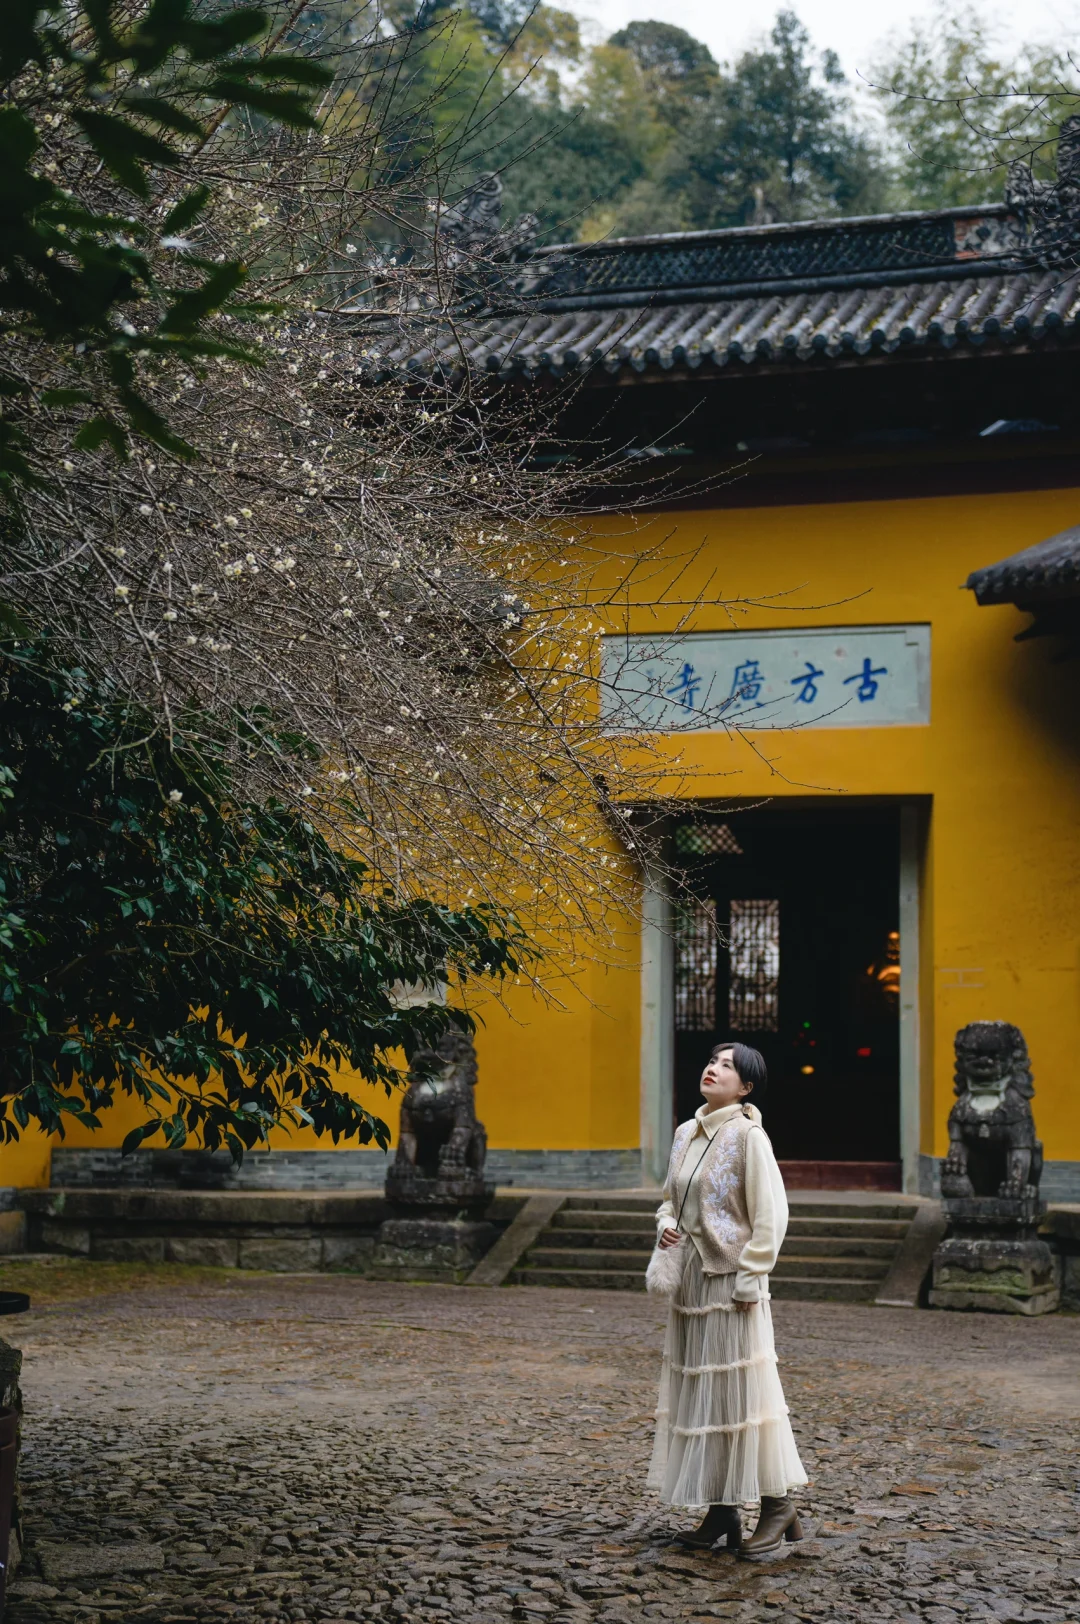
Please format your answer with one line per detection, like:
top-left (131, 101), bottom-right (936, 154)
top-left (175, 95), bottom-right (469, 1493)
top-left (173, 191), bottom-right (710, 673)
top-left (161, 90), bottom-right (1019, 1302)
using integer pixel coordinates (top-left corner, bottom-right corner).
top-left (966, 525), bottom-right (1080, 606)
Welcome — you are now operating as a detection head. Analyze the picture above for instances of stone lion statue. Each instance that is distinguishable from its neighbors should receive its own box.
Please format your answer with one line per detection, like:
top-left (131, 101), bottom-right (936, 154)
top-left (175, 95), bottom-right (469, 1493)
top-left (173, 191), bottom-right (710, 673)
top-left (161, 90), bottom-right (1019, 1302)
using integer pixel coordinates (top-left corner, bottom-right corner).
top-left (385, 1027), bottom-right (489, 1205)
top-left (940, 1021), bottom-right (1043, 1202)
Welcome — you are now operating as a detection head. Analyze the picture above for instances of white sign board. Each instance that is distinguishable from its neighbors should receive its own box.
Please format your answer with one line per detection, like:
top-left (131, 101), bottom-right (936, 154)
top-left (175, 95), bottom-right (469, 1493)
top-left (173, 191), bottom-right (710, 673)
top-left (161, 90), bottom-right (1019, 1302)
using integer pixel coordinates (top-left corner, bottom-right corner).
top-left (601, 624), bottom-right (930, 731)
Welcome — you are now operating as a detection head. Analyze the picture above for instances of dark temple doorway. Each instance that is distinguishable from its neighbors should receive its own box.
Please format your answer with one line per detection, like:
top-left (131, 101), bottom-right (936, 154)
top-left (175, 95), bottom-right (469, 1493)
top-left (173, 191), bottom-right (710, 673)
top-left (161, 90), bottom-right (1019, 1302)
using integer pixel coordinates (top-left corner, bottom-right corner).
top-left (672, 805), bottom-right (901, 1179)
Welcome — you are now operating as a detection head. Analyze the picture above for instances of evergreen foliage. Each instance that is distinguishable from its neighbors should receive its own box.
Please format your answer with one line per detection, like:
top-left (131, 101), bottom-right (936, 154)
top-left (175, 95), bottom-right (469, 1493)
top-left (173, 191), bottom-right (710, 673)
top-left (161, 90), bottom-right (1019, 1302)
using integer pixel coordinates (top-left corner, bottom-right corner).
top-left (0, 0), bottom-right (331, 489)
top-left (616, 11), bottom-right (888, 235)
top-left (0, 642), bottom-right (524, 1156)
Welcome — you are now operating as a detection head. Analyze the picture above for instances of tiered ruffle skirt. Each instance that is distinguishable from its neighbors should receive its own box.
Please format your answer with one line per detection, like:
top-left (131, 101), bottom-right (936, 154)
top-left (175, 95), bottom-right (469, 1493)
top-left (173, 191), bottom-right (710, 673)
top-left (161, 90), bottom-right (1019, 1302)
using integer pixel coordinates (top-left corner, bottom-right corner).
top-left (647, 1248), bottom-right (808, 1506)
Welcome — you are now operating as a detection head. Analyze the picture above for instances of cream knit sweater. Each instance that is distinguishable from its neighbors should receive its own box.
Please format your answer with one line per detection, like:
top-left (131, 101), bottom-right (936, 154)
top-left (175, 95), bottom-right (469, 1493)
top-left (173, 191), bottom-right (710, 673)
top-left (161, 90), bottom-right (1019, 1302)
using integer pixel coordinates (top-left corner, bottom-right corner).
top-left (655, 1100), bottom-right (789, 1301)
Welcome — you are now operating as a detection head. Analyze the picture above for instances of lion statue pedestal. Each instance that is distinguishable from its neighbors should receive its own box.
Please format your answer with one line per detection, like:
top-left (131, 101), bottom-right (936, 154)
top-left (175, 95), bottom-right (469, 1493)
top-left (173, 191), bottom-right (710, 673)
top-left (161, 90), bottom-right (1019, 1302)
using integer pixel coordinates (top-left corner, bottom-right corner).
top-left (373, 1028), bottom-right (496, 1283)
top-left (930, 1022), bottom-right (1060, 1315)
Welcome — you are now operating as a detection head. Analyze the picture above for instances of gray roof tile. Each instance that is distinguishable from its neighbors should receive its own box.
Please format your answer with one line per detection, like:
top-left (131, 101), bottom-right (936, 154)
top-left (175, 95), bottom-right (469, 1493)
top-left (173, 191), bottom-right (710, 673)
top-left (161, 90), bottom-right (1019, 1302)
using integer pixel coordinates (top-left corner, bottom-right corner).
top-left (967, 527), bottom-right (1080, 605)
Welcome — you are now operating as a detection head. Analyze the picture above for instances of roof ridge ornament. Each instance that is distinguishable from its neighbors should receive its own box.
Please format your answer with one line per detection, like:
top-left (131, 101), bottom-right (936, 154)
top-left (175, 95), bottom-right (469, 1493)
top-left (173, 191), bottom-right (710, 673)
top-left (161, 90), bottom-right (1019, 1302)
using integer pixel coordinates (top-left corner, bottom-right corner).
top-left (1005, 113), bottom-right (1080, 271)
top-left (436, 172), bottom-right (539, 268)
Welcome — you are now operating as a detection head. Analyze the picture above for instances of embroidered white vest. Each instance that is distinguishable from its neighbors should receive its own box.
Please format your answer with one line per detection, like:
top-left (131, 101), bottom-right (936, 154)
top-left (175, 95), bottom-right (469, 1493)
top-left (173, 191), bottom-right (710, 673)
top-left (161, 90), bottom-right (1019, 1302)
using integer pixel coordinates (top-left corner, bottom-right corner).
top-left (667, 1111), bottom-right (757, 1275)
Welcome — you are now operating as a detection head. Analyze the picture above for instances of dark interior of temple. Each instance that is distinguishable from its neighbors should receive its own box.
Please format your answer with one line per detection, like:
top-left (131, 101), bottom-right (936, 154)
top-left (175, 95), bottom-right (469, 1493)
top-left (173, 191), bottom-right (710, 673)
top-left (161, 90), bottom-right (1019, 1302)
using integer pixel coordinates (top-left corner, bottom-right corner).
top-left (672, 805), bottom-right (902, 1166)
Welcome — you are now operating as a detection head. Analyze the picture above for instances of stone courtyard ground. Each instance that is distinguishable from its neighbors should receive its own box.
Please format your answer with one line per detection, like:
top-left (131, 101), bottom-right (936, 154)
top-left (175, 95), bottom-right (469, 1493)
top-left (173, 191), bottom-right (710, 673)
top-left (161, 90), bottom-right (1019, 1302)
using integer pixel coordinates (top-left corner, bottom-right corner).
top-left (2, 1263), bottom-right (1079, 1624)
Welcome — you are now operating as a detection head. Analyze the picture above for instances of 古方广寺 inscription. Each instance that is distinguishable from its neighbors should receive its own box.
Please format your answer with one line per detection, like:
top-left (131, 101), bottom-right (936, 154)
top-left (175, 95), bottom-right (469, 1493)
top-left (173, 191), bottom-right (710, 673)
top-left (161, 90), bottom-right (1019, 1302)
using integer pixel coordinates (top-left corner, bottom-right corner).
top-left (601, 625), bottom-right (930, 732)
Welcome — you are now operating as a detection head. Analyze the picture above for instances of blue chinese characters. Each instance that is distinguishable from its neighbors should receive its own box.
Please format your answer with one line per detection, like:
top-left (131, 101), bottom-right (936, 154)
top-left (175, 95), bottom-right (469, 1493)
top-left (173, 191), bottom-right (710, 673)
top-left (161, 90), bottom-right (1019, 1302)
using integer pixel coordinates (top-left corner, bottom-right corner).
top-left (843, 657), bottom-right (888, 701)
top-left (730, 659), bottom-right (764, 703)
top-left (790, 660), bottom-right (825, 704)
top-left (666, 661), bottom-right (701, 709)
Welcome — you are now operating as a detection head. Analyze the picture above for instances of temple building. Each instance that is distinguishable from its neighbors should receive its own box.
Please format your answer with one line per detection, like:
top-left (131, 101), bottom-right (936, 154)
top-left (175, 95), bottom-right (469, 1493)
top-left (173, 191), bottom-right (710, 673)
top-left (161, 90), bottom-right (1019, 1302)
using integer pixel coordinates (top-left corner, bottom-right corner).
top-left (9, 182), bottom-right (1080, 1203)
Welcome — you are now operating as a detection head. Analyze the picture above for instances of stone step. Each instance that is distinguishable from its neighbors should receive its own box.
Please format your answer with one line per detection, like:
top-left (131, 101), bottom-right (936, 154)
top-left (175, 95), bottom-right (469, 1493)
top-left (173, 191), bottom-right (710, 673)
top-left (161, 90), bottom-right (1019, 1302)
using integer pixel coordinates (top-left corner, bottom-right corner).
top-left (509, 1266), bottom-right (646, 1290)
top-left (527, 1247), bottom-right (652, 1273)
top-left (786, 1201), bottom-right (917, 1220)
top-left (562, 1194), bottom-right (917, 1218)
top-left (509, 1190), bottom-right (919, 1300)
top-left (560, 1193), bottom-right (917, 1216)
top-left (550, 1209), bottom-right (656, 1232)
top-left (773, 1252), bottom-right (892, 1280)
top-left (544, 1225), bottom-right (655, 1248)
top-left (770, 1274), bottom-right (883, 1302)
top-left (562, 1194), bottom-right (659, 1213)
top-left (525, 1247), bottom-right (893, 1281)
top-left (776, 1234), bottom-right (901, 1260)
top-left (512, 1264), bottom-right (889, 1298)
top-left (786, 1216), bottom-right (910, 1240)
top-left (540, 1233), bottom-right (900, 1261)
top-left (551, 1213), bottom-right (908, 1242)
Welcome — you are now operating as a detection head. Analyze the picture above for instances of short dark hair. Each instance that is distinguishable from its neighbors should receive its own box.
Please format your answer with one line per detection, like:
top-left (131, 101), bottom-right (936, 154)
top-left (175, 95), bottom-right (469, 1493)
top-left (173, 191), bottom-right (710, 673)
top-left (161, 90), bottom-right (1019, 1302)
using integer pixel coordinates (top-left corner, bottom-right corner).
top-left (711, 1040), bottom-right (768, 1102)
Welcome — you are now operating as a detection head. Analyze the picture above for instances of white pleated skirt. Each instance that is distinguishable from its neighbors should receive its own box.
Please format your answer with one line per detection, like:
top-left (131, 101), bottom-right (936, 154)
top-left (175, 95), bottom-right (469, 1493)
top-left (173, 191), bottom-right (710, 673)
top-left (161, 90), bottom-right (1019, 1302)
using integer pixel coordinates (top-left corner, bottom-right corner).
top-left (647, 1248), bottom-right (808, 1507)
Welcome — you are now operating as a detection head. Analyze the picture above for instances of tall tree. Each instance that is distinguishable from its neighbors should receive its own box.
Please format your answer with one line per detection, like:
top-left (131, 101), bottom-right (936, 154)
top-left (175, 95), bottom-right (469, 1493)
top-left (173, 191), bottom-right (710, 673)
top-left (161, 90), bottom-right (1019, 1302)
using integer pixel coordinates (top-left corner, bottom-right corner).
top-left (666, 10), bottom-right (888, 230)
top-left (0, 0), bottom-right (674, 952)
top-left (872, 5), bottom-right (1076, 208)
top-left (580, 11), bottom-right (886, 238)
top-left (606, 21), bottom-right (719, 132)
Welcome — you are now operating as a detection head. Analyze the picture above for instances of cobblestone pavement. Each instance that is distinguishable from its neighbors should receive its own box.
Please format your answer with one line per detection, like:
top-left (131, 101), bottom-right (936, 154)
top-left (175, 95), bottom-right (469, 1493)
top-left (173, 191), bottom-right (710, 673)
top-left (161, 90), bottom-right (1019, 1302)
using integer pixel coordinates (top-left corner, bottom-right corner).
top-left (4, 1267), bottom-right (1080, 1624)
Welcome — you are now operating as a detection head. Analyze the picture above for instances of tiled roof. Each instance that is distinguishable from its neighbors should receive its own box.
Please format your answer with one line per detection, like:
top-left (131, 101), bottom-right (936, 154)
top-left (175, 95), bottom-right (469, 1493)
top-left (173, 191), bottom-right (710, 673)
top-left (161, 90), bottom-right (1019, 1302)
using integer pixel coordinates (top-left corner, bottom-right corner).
top-left (362, 205), bottom-right (1080, 381)
top-left (966, 525), bottom-right (1080, 605)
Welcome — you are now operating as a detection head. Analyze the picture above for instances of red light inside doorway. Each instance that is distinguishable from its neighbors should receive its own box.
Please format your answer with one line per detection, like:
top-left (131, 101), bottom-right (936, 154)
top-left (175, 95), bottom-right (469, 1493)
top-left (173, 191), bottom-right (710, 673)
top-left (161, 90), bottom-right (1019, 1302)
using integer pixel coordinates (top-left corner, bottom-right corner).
top-left (856, 1047), bottom-right (872, 1058)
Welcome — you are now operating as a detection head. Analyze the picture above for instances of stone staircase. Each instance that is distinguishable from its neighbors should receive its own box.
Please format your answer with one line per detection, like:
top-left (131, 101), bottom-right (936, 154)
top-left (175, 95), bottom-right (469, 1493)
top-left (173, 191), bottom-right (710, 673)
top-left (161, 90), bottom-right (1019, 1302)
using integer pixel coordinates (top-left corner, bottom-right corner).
top-left (509, 1194), bottom-right (656, 1291)
top-left (508, 1192), bottom-right (917, 1302)
top-left (772, 1201), bottom-right (914, 1301)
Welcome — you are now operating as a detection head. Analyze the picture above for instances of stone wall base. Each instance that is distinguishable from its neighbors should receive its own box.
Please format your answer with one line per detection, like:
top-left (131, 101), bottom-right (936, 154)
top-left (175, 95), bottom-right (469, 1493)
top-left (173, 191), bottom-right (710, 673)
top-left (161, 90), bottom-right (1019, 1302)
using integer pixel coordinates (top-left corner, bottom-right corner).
top-left (18, 1189), bottom-right (525, 1276)
top-left (1041, 1208), bottom-right (1080, 1311)
top-left (48, 1146), bottom-right (643, 1191)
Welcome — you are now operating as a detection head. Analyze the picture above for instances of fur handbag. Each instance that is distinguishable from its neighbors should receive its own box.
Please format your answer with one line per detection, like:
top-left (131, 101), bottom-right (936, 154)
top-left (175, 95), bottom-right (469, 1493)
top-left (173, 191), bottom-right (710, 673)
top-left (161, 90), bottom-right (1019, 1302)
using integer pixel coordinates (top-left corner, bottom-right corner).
top-left (644, 1129), bottom-right (719, 1299)
top-left (645, 1234), bottom-right (688, 1298)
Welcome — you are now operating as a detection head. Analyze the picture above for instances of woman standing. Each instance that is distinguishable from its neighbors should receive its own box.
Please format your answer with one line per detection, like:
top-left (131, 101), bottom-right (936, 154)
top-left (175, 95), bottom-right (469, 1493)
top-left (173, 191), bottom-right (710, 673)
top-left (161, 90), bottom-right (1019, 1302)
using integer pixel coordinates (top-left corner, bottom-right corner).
top-left (647, 1042), bottom-right (807, 1558)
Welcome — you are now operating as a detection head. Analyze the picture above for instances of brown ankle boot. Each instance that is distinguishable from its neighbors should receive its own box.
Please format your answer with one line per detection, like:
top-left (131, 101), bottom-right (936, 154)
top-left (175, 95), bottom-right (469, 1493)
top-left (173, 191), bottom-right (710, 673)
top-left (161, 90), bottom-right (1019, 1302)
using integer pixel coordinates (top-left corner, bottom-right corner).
top-left (671, 1503), bottom-right (743, 1551)
top-left (740, 1495), bottom-right (803, 1559)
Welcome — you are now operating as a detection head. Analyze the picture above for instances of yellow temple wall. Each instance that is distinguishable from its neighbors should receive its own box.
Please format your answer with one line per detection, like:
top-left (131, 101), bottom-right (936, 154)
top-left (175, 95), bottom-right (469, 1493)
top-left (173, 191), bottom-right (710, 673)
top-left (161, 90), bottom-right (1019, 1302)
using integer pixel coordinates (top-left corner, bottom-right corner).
top-left (593, 481), bottom-right (1080, 1167)
top-left (4, 480), bottom-right (1080, 1186)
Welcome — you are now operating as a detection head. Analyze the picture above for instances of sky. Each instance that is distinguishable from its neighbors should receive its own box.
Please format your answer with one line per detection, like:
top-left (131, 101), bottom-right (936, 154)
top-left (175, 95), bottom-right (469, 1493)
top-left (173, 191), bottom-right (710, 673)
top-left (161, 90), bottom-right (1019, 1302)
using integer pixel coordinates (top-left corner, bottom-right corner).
top-left (572, 0), bottom-right (1079, 88)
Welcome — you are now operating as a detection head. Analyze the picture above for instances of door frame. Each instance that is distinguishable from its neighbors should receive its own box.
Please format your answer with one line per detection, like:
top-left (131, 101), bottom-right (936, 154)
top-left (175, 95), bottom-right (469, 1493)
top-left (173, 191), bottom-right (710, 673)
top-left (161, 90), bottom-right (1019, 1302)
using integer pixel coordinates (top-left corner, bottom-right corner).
top-left (639, 863), bottom-right (675, 1188)
top-left (639, 801), bottom-right (924, 1191)
top-left (898, 803), bottom-right (922, 1194)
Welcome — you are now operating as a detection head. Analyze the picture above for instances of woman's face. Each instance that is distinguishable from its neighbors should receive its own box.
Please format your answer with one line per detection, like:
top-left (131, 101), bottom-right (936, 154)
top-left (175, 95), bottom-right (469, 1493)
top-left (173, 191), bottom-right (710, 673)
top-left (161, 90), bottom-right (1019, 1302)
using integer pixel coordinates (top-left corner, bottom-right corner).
top-left (700, 1046), bottom-right (751, 1111)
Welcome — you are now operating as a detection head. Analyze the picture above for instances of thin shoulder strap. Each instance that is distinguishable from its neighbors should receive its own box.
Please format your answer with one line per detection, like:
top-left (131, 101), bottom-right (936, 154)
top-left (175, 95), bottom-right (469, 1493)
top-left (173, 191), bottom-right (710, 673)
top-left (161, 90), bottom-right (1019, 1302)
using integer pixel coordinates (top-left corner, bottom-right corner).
top-left (673, 1127), bottom-right (720, 1233)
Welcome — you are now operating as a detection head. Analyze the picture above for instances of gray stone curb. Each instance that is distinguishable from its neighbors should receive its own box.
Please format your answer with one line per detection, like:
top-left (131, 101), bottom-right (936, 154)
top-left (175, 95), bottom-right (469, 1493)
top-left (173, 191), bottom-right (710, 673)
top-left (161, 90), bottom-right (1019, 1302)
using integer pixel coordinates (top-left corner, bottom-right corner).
top-left (874, 1201), bottom-right (946, 1307)
top-left (464, 1192), bottom-right (566, 1287)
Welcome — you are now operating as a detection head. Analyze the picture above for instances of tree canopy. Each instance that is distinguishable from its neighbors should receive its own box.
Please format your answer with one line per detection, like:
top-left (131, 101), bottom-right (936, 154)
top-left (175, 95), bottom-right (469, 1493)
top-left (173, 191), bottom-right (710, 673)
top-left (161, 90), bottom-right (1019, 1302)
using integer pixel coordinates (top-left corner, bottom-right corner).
top-left (0, 0), bottom-right (667, 941)
top-left (389, 3), bottom-right (1080, 242)
top-left (0, 0), bottom-right (333, 489)
top-left (0, 0), bottom-right (671, 1158)
top-left (631, 11), bottom-right (887, 235)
